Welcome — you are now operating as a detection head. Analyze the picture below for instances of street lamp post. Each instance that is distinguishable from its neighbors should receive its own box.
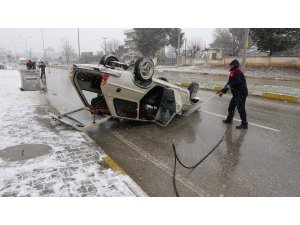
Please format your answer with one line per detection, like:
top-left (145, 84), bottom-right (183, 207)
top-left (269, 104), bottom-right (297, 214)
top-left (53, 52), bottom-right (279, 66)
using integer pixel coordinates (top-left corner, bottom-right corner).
top-left (14, 43), bottom-right (17, 60)
top-left (78, 28), bottom-right (81, 61)
top-left (40, 29), bottom-right (46, 60)
top-left (242, 28), bottom-right (249, 72)
top-left (18, 35), bottom-right (31, 59)
top-left (184, 37), bottom-right (187, 65)
top-left (9, 41), bottom-right (18, 61)
top-left (177, 29), bottom-right (180, 67)
top-left (102, 37), bottom-right (107, 54)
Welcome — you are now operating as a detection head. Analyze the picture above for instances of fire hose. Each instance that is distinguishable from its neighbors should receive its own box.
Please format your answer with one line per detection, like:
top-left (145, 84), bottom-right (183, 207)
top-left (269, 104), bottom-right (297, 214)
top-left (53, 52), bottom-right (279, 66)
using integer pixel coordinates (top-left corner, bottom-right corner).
top-left (172, 89), bottom-right (239, 197)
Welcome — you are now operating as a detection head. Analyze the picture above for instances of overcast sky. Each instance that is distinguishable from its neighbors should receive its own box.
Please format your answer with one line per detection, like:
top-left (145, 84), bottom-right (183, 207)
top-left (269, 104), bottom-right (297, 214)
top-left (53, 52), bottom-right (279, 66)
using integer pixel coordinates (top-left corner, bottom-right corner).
top-left (0, 28), bottom-right (214, 56)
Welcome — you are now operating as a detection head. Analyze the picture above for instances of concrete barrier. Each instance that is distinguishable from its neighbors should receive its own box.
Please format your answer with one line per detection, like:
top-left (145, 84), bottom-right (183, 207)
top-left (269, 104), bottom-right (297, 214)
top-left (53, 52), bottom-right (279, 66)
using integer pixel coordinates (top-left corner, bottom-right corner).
top-left (180, 82), bottom-right (190, 87)
top-left (213, 86), bottom-right (223, 92)
top-left (262, 92), bottom-right (299, 103)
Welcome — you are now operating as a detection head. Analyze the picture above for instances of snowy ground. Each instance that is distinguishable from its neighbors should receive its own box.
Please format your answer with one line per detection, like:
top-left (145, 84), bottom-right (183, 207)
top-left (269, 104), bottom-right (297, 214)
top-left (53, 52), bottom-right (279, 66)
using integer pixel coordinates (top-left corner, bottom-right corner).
top-left (155, 66), bottom-right (300, 96)
top-left (0, 70), bottom-right (137, 197)
top-left (156, 65), bottom-right (300, 79)
top-left (153, 72), bottom-right (300, 96)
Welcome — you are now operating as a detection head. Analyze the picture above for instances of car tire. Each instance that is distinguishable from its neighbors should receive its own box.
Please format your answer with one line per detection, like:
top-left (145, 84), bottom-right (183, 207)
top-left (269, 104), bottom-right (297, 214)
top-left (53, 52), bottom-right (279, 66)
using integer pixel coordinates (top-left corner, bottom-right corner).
top-left (188, 82), bottom-right (199, 104)
top-left (99, 54), bottom-right (119, 66)
top-left (134, 57), bottom-right (154, 82)
top-left (158, 77), bottom-right (168, 82)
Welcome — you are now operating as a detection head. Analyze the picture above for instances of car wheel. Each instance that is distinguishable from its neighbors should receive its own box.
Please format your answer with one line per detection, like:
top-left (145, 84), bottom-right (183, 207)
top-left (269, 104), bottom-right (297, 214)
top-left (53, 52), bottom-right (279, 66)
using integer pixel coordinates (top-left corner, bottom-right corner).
top-left (99, 53), bottom-right (119, 66)
top-left (134, 57), bottom-right (154, 82)
top-left (188, 82), bottom-right (200, 104)
top-left (158, 77), bottom-right (168, 82)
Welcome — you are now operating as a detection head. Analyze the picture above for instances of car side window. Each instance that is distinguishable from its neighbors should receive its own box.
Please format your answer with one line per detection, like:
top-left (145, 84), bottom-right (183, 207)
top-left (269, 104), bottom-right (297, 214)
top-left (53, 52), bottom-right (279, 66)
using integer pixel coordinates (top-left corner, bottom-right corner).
top-left (113, 99), bottom-right (137, 119)
top-left (76, 72), bottom-right (92, 82)
top-left (90, 75), bottom-right (101, 89)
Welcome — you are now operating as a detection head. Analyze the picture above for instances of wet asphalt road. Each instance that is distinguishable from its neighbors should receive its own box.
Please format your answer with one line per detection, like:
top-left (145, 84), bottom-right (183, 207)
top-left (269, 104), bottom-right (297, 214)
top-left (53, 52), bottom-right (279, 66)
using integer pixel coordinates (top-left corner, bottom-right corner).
top-left (45, 68), bottom-right (300, 197)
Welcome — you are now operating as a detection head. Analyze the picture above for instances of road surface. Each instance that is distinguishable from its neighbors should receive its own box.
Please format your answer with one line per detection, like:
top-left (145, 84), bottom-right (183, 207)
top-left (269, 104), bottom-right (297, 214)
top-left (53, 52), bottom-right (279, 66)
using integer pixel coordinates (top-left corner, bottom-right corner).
top-left (46, 68), bottom-right (300, 196)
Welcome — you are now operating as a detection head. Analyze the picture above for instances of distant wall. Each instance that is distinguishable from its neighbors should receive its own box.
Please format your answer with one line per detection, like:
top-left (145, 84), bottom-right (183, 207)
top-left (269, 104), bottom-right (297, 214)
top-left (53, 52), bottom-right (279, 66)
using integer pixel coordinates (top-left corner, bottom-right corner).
top-left (184, 56), bottom-right (300, 68)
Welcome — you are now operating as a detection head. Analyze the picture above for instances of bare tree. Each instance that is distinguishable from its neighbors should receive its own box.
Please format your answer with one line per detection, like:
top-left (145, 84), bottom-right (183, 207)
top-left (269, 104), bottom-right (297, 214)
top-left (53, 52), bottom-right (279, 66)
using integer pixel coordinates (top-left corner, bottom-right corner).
top-left (106, 39), bottom-right (120, 54)
top-left (188, 37), bottom-right (205, 59)
top-left (210, 28), bottom-right (233, 54)
top-left (229, 28), bottom-right (246, 56)
top-left (100, 38), bottom-right (120, 54)
top-left (61, 37), bottom-right (76, 65)
top-left (210, 28), bottom-right (253, 56)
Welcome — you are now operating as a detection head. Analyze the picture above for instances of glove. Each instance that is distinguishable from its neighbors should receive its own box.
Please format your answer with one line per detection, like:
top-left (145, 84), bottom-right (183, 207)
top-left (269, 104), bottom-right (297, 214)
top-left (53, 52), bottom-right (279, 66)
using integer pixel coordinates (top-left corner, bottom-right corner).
top-left (221, 85), bottom-right (230, 93)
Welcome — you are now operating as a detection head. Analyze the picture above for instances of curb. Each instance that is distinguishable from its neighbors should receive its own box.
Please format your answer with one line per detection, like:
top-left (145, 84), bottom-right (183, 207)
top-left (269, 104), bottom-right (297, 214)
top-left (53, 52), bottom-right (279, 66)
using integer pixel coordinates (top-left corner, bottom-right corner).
top-left (81, 133), bottom-right (148, 197)
top-left (176, 82), bottom-right (300, 104)
top-left (261, 92), bottom-right (299, 103)
top-left (42, 89), bottom-right (148, 197)
top-left (103, 155), bottom-right (126, 175)
top-left (156, 69), bottom-right (300, 82)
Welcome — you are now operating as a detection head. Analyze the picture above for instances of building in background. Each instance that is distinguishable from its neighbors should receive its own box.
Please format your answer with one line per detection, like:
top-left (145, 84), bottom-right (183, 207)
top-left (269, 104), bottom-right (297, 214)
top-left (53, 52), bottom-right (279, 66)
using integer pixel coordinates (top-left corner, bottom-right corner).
top-left (204, 48), bottom-right (224, 60)
top-left (124, 29), bottom-right (136, 52)
top-left (79, 51), bottom-right (104, 64)
top-left (124, 29), bottom-right (139, 62)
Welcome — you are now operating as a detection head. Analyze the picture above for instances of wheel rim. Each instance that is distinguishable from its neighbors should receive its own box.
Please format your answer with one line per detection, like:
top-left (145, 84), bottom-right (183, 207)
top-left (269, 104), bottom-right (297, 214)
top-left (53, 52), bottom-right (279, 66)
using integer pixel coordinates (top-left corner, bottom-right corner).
top-left (140, 60), bottom-right (154, 79)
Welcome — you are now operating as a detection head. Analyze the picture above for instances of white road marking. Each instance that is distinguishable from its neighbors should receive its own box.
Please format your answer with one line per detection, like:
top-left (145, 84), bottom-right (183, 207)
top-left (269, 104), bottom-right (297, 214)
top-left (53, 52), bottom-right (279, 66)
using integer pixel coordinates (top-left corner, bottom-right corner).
top-left (111, 131), bottom-right (209, 197)
top-left (200, 110), bottom-right (281, 132)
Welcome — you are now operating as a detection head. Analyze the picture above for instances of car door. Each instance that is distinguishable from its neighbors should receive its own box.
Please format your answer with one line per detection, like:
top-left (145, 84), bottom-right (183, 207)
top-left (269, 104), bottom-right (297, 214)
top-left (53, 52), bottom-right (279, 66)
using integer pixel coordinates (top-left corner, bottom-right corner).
top-left (154, 88), bottom-right (177, 126)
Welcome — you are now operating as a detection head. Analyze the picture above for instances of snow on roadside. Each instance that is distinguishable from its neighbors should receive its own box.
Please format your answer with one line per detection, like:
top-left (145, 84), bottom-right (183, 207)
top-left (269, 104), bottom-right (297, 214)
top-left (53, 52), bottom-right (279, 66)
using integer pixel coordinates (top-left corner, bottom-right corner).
top-left (0, 70), bottom-right (135, 197)
top-left (154, 68), bottom-right (300, 96)
top-left (156, 65), bottom-right (300, 79)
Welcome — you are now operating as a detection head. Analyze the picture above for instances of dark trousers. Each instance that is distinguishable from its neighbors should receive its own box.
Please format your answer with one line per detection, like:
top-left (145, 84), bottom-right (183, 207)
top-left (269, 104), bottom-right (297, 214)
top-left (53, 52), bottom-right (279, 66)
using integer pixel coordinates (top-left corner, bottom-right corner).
top-left (227, 94), bottom-right (248, 124)
top-left (40, 68), bottom-right (46, 79)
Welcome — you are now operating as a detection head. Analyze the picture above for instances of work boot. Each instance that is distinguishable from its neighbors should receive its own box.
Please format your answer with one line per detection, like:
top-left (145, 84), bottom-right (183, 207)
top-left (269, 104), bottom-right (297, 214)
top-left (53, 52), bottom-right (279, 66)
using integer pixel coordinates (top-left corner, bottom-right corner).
top-left (236, 123), bottom-right (248, 129)
top-left (222, 119), bottom-right (232, 124)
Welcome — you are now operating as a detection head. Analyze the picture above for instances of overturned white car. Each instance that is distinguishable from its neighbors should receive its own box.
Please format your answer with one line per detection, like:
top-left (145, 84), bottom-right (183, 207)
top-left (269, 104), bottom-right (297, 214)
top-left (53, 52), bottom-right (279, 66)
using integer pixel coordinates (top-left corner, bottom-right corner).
top-left (52, 54), bottom-right (199, 129)
top-left (69, 54), bottom-right (200, 126)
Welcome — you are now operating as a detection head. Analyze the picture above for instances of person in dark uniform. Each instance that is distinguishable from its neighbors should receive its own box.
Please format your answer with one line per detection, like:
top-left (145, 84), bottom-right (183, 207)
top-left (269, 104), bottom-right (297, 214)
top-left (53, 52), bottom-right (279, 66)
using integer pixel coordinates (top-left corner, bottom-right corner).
top-left (38, 60), bottom-right (46, 79)
top-left (218, 59), bottom-right (248, 129)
